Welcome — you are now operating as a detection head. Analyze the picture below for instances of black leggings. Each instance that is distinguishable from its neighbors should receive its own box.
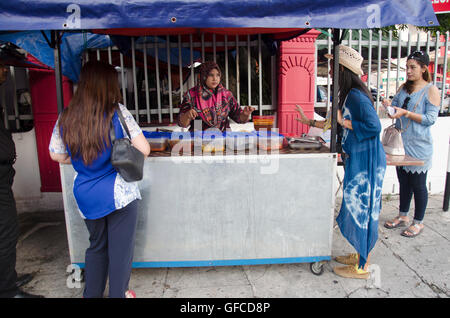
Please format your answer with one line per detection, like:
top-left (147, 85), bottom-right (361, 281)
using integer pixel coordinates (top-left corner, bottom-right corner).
top-left (396, 167), bottom-right (428, 223)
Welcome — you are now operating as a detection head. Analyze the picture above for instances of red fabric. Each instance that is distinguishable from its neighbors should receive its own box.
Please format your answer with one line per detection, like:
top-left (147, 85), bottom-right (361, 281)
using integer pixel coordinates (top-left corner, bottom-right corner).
top-left (93, 27), bottom-right (305, 37)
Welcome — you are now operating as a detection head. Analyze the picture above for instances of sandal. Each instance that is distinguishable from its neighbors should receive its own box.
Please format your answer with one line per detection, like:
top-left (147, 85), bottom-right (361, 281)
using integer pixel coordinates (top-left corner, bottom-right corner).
top-left (401, 223), bottom-right (424, 238)
top-left (125, 290), bottom-right (136, 298)
top-left (384, 216), bottom-right (408, 229)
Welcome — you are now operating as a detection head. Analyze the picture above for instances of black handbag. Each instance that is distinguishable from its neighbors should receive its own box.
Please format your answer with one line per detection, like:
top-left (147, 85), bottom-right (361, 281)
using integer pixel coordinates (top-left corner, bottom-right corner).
top-left (110, 108), bottom-right (145, 182)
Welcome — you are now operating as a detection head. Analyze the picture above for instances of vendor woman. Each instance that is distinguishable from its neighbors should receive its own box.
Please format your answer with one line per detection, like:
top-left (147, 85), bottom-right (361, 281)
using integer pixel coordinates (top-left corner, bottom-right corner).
top-left (177, 61), bottom-right (255, 131)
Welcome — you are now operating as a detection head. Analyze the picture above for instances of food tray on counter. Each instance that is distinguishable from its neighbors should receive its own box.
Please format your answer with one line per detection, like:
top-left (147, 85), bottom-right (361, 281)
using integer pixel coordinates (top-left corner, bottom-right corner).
top-left (143, 131), bottom-right (171, 151)
top-left (255, 131), bottom-right (285, 151)
top-left (143, 130), bottom-right (333, 156)
top-left (287, 136), bottom-right (324, 150)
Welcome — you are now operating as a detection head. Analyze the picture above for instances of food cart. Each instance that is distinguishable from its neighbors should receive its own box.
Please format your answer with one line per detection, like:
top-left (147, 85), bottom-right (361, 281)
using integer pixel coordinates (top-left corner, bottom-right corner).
top-left (0, 1), bottom-right (438, 276)
top-left (61, 142), bottom-right (337, 275)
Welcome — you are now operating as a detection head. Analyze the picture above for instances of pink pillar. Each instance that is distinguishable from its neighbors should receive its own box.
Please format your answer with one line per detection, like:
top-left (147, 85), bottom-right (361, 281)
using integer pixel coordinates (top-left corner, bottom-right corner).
top-left (277, 29), bottom-right (321, 137)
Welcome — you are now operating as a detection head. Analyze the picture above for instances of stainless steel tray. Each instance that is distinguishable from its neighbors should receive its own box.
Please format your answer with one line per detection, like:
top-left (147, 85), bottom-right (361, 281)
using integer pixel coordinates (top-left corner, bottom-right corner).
top-left (287, 136), bottom-right (324, 150)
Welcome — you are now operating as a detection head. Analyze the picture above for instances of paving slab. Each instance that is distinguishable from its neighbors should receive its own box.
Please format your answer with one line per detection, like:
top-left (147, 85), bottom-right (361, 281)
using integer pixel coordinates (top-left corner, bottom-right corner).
top-left (12, 194), bottom-right (450, 298)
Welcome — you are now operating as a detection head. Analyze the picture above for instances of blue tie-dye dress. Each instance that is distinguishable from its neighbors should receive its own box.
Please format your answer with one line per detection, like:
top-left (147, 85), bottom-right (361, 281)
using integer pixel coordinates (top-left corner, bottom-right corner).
top-left (336, 88), bottom-right (386, 269)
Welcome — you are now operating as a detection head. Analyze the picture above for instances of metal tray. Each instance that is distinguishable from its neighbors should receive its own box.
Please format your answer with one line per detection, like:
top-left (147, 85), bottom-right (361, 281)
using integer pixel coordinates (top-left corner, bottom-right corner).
top-left (287, 136), bottom-right (324, 150)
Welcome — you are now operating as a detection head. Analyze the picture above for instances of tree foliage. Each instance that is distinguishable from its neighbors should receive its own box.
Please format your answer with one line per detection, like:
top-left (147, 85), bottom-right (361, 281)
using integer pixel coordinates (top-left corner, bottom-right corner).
top-left (417, 13), bottom-right (450, 35)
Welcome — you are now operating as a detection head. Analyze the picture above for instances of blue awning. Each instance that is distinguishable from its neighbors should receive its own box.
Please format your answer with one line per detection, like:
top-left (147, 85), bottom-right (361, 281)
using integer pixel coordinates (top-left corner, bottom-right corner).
top-left (0, 0), bottom-right (439, 31)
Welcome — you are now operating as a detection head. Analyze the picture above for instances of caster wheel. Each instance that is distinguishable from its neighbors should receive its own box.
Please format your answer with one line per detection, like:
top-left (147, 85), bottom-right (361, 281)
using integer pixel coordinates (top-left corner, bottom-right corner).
top-left (310, 261), bottom-right (325, 276)
top-left (79, 268), bottom-right (85, 283)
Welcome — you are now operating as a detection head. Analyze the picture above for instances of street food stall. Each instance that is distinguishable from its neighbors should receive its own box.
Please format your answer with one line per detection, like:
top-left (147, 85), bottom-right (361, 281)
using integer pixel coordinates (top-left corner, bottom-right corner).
top-left (62, 136), bottom-right (337, 274)
top-left (0, 1), bottom-right (438, 275)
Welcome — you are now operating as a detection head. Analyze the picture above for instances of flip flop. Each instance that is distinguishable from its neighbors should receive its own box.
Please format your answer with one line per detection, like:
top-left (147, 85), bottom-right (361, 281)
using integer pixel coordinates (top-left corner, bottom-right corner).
top-left (384, 216), bottom-right (408, 229)
top-left (401, 223), bottom-right (424, 238)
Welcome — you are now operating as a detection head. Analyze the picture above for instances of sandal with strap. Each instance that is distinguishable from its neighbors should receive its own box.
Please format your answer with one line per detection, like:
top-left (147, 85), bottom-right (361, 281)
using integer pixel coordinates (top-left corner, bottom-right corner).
top-left (384, 216), bottom-right (408, 229)
top-left (401, 223), bottom-right (424, 238)
top-left (125, 290), bottom-right (136, 298)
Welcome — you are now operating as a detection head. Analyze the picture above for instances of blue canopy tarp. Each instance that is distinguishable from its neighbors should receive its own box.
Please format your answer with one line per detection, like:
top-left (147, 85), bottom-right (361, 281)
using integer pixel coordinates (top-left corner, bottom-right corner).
top-left (0, 31), bottom-right (113, 82)
top-left (0, 0), bottom-right (438, 31)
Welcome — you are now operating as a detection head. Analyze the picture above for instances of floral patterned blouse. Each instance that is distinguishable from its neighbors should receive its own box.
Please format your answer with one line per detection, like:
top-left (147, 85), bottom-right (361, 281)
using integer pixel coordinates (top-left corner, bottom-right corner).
top-left (177, 83), bottom-right (243, 131)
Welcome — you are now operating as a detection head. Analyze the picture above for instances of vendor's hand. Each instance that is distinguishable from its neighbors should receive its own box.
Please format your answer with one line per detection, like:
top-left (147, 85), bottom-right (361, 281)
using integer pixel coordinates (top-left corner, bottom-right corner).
top-left (180, 109), bottom-right (198, 127)
top-left (294, 104), bottom-right (309, 125)
top-left (240, 106), bottom-right (255, 122)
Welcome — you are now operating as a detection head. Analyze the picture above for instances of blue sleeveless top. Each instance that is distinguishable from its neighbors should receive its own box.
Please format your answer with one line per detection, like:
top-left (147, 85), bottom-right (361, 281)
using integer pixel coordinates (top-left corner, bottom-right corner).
top-left (49, 105), bottom-right (142, 219)
top-left (392, 84), bottom-right (439, 173)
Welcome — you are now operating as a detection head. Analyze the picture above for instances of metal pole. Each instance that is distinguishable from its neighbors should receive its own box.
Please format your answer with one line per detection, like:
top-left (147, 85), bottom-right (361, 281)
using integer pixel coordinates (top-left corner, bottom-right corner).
top-left (131, 37), bottom-right (139, 122)
top-left (440, 32), bottom-right (449, 113)
top-left (51, 30), bottom-right (64, 114)
top-left (444, 137), bottom-right (450, 212)
top-left (9, 66), bottom-right (20, 129)
top-left (330, 28), bottom-right (340, 154)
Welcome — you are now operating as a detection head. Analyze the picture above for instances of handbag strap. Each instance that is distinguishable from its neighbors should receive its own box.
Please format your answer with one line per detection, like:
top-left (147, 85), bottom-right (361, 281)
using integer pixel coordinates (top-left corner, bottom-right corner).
top-left (110, 106), bottom-right (132, 143)
top-left (400, 83), bottom-right (430, 132)
top-left (110, 118), bottom-right (116, 144)
top-left (116, 107), bottom-right (132, 139)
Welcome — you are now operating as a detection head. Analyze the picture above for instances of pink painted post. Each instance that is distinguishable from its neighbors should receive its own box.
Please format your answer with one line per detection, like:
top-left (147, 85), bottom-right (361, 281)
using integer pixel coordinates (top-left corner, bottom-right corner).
top-left (277, 29), bottom-right (321, 137)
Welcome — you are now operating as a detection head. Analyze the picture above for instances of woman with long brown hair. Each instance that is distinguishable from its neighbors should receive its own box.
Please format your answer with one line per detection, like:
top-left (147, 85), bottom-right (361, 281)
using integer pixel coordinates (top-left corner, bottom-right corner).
top-left (383, 51), bottom-right (440, 237)
top-left (296, 45), bottom-right (386, 279)
top-left (49, 61), bottom-right (150, 298)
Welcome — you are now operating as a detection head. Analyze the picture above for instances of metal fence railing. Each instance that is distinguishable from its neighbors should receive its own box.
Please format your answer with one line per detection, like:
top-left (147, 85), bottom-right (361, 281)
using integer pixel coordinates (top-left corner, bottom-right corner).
top-left (84, 33), bottom-right (276, 125)
top-left (315, 29), bottom-right (450, 116)
top-left (1, 29), bottom-right (449, 132)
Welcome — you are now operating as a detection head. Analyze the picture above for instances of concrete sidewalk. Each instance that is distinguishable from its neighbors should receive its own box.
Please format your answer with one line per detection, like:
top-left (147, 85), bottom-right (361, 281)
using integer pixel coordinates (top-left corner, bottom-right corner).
top-left (14, 194), bottom-right (450, 298)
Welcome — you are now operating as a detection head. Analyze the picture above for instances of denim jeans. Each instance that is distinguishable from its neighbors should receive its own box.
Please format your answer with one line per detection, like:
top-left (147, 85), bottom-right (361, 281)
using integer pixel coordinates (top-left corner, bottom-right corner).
top-left (396, 167), bottom-right (428, 223)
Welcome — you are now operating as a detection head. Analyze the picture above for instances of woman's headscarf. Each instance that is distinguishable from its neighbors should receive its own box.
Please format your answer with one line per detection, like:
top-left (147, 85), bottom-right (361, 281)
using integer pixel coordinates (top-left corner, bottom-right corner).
top-left (199, 61), bottom-right (221, 86)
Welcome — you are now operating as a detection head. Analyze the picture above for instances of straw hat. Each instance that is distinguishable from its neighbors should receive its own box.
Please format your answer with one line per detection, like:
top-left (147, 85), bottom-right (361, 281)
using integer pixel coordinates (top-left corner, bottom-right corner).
top-left (324, 45), bottom-right (364, 76)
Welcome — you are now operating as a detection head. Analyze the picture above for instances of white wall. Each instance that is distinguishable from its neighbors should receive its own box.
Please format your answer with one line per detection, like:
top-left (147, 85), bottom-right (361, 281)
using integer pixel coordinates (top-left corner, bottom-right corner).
top-left (11, 128), bottom-right (64, 213)
top-left (11, 128), bottom-right (41, 199)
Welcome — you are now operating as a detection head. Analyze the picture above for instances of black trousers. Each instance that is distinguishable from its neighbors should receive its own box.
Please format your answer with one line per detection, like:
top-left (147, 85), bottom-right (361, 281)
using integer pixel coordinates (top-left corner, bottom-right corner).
top-left (83, 200), bottom-right (138, 298)
top-left (396, 167), bottom-right (428, 222)
top-left (0, 165), bottom-right (18, 298)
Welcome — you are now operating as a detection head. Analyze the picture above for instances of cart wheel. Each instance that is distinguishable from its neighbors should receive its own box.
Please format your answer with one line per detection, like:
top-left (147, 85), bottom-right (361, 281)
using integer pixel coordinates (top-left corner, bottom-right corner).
top-left (310, 261), bottom-right (325, 276)
top-left (79, 268), bottom-right (85, 283)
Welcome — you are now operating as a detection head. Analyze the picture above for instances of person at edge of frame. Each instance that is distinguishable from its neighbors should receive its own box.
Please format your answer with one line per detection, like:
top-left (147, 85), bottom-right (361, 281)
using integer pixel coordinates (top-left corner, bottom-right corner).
top-left (382, 50), bottom-right (440, 238)
top-left (0, 50), bottom-right (44, 298)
